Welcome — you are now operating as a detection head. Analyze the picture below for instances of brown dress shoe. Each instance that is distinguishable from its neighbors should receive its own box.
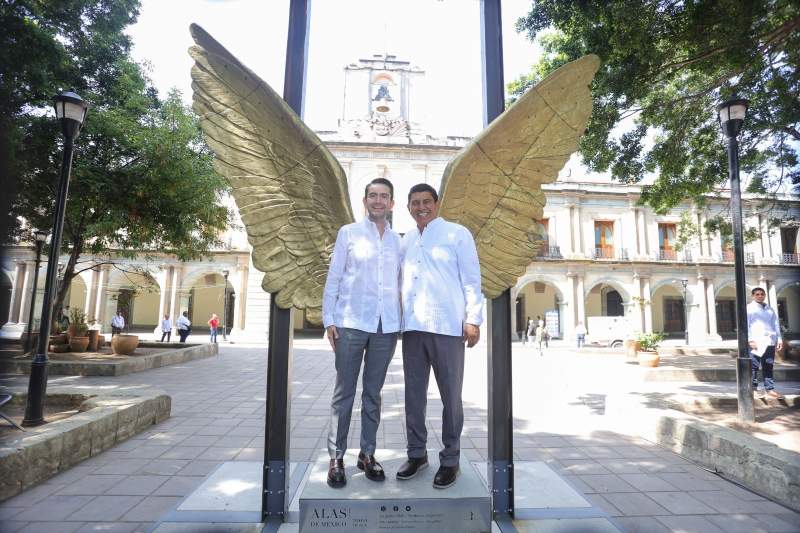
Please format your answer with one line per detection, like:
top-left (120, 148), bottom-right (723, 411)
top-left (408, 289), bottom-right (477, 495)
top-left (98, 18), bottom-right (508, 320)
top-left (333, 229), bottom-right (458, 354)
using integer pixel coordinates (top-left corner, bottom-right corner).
top-left (357, 452), bottom-right (386, 481)
top-left (327, 458), bottom-right (345, 488)
top-left (433, 464), bottom-right (459, 489)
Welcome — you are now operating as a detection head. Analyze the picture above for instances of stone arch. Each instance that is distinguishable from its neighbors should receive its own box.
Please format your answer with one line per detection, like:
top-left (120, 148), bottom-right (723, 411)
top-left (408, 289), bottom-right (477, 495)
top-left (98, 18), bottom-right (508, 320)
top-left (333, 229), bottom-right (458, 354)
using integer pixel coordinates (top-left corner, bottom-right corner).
top-left (513, 275), bottom-right (566, 338)
top-left (650, 279), bottom-right (690, 336)
top-left (65, 273), bottom-right (88, 318)
top-left (184, 271), bottom-right (235, 330)
top-left (583, 278), bottom-right (631, 302)
top-left (584, 278), bottom-right (631, 322)
top-left (105, 269), bottom-right (161, 330)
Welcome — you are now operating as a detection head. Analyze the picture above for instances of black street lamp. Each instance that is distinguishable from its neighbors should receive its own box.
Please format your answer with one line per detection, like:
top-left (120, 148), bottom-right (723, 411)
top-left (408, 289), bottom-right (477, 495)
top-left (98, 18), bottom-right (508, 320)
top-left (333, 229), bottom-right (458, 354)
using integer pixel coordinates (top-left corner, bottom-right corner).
top-left (222, 269), bottom-right (229, 341)
top-left (717, 96), bottom-right (755, 422)
top-left (680, 279), bottom-right (689, 346)
top-left (22, 90), bottom-right (88, 427)
top-left (22, 231), bottom-right (48, 353)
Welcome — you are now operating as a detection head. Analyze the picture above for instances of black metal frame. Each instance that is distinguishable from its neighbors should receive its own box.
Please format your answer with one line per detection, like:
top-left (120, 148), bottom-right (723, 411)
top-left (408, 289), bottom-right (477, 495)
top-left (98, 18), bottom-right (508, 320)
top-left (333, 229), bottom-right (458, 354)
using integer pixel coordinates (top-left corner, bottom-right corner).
top-left (481, 0), bottom-right (515, 522)
top-left (261, 0), bottom-right (309, 524)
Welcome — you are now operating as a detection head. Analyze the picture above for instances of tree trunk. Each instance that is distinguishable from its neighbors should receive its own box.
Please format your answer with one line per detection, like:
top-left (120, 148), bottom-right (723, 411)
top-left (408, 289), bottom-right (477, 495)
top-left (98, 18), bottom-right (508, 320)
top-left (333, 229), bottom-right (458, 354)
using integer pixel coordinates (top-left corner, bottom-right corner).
top-left (51, 237), bottom-right (83, 325)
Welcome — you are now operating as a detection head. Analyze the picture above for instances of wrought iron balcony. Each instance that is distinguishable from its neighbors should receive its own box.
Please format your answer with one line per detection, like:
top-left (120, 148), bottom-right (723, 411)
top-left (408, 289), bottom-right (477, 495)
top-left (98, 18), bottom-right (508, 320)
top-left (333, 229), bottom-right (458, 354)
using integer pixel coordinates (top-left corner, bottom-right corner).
top-left (658, 249), bottom-right (677, 261)
top-left (535, 245), bottom-right (562, 259)
top-left (781, 252), bottom-right (800, 264)
top-left (591, 247), bottom-right (628, 260)
top-left (721, 250), bottom-right (756, 263)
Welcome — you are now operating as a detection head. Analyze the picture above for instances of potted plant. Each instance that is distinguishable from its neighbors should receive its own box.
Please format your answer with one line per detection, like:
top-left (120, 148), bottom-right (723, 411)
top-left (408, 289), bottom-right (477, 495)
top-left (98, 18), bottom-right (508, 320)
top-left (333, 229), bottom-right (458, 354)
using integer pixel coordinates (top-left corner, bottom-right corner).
top-left (67, 308), bottom-right (90, 352)
top-left (111, 334), bottom-right (139, 355)
top-left (635, 332), bottom-right (664, 367)
top-left (49, 321), bottom-right (68, 347)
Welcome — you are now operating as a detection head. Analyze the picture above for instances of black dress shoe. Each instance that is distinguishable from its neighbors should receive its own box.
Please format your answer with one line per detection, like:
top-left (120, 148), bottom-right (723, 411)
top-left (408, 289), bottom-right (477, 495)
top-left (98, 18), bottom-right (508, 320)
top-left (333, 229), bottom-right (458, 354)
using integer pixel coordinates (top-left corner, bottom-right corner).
top-left (396, 454), bottom-right (429, 480)
top-left (357, 452), bottom-right (386, 481)
top-left (433, 464), bottom-right (459, 489)
top-left (327, 458), bottom-right (346, 488)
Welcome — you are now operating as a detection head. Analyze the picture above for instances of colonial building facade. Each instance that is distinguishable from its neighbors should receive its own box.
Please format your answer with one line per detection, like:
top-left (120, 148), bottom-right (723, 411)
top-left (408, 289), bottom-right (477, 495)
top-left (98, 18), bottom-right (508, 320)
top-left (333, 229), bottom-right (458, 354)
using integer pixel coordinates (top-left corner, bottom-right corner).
top-left (3, 54), bottom-right (798, 343)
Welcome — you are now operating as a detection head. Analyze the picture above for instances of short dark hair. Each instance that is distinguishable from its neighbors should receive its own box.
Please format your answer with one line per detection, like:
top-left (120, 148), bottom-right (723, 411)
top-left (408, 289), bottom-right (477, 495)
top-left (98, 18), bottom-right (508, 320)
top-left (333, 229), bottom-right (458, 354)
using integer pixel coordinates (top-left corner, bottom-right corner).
top-left (407, 183), bottom-right (438, 204)
top-left (752, 287), bottom-right (766, 295)
top-left (364, 178), bottom-right (394, 199)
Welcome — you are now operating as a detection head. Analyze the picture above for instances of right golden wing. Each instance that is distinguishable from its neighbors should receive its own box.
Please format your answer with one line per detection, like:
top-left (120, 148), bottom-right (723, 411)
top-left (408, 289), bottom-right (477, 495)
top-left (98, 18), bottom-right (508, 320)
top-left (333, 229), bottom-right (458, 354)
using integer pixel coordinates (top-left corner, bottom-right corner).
top-left (189, 24), bottom-right (354, 324)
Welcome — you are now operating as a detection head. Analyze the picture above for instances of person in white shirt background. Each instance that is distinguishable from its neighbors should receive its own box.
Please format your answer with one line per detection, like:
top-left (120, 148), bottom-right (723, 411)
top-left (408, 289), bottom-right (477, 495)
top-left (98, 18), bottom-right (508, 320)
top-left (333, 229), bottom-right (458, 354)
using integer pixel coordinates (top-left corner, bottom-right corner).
top-left (322, 177), bottom-right (401, 488)
top-left (160, 313), bottom-right (172, 342)
top-left (176, 311), bottom-right (192, 343)
top-left (747, 287), bottom-right (784, 399)
top-left (111, 311), bottom-right (125, 336)
top-left (396, 183), bottom-right (483, 490)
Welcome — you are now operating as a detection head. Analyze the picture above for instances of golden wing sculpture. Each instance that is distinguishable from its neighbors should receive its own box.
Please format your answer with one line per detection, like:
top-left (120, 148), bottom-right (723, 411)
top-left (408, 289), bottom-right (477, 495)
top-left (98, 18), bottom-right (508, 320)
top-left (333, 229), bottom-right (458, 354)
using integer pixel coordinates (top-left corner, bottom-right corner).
top-left (189, 24), bottom-right (354, 324)
top-left (189, 23), bottom-right (598, 323)
top-left (438, 55), bottom-right (600, 297)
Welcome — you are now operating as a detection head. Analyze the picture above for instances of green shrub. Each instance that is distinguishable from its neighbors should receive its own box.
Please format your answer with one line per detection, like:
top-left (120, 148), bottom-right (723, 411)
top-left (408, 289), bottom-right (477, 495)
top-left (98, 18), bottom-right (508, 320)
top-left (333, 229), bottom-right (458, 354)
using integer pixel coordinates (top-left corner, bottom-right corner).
top-left (636, 332), bottom-right (664, 352)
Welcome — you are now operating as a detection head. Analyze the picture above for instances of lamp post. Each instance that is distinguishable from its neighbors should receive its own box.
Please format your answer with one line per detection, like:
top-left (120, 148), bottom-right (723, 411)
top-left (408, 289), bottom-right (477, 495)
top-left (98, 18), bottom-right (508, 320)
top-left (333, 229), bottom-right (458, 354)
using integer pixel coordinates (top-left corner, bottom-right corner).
top-left (22, 90), bottom-right (88, 427)
top-left (680, 279), bottom-right (689, 346)
top-left (22, 231), bottom-right (48, 353)
top-left (717, 96), bottom-right (754, 422)
top-left (222, 269), bottom-right (229, 341)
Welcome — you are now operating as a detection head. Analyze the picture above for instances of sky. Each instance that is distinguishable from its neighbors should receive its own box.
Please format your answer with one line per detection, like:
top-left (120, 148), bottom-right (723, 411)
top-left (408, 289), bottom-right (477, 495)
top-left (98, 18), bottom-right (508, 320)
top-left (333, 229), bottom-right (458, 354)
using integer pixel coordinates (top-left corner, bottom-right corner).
top-left (127, 0), bottom-right (543, 138)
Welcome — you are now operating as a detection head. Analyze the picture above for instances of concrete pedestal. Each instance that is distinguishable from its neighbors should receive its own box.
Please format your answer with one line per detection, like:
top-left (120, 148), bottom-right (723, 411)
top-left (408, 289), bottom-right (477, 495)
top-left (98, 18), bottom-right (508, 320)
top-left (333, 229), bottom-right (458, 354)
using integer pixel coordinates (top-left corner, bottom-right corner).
top-left (299, 450), bottom-right (490, 532)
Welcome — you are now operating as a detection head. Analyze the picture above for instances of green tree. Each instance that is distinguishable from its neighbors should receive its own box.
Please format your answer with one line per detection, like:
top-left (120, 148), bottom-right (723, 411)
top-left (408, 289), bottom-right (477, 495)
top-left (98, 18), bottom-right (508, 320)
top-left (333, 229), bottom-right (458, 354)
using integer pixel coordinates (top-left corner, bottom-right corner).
top-left (512, 1), bottom-right (799, 216)
top-left (4, 1), bottom-right (231, 318)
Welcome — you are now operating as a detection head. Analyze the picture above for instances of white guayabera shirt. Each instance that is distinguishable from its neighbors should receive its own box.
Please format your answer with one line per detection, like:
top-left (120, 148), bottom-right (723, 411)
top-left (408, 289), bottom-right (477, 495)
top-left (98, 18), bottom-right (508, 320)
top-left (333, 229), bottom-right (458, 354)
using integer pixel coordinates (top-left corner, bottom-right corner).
top-left (747, 300), bottom-right (782, 356)
top-left (322, 218), bottom-right (402, 333)
top-left (401, 217), bottom-right (484, 337)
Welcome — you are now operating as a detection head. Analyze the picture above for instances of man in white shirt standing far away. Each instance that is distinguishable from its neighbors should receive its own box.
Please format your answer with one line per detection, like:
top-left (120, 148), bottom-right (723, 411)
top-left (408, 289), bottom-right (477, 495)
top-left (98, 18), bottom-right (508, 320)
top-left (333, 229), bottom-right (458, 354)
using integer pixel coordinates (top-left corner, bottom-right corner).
top-left (747, 287), bottom-right (784, 399)
top-left (396, 183), bottom-right (483, 489)
top-left (322, 177), bottom-right (402, 488)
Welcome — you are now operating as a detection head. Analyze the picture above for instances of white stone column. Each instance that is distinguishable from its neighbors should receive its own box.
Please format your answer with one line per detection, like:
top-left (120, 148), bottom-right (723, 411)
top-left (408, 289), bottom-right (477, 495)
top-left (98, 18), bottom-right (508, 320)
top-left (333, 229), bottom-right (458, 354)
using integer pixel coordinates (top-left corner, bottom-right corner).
top-left (243, 254), bottom-right (270, 341)
top-left (564, 204), bottom-right (575, 255)
top-left (706, 279), bottom-right (720, 340)
top-left (637, 209), bottom-right (649, 257)
top-left (84, 267), bottom-right (98, 320)
top-left (576, 275), bottom-right (586, 326)
top-left (169, 266), bottom-right (182, 321)
top-left (688, 278), bottom-right (706, 344)
top-left (17, 262), bottom-right (32, 326)
top-left (642, 276), bottom-right (653, 333)
top-left (558, 301), bottom-right (571, 339)
top-left (696, 276), bottom-right (709, 337)
top-left (233, 263), bottom-right (249, 334)
top-left (6, 262), bottom-right (22, 324)
top-left (156, 265), bottom-right (169, 321)
top-left (95, 266), bottom-right (109, 327)
top-left (767, 279), bottom-right (778, 308)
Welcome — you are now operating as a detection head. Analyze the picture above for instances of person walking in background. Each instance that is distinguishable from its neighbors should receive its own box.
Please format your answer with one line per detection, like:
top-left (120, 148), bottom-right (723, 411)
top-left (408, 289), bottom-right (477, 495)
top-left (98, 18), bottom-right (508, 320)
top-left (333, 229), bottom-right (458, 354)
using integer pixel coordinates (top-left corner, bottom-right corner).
top-left (526, 317), bottom-right (535, 346)
top-left (208, 313), bottom-right (219, 343)
top-left (535, 322), bottom-right (547, 356)
top-left (160, 314), bottom-right (172, 342)
top-left (176, 311), bottom-right (192, 343)
top-left (111, 311), bottom-right (125, 336)
top-left (747, 287), bottom-right (784, 399)
top-left (575, 322), bottom-right (587, 349)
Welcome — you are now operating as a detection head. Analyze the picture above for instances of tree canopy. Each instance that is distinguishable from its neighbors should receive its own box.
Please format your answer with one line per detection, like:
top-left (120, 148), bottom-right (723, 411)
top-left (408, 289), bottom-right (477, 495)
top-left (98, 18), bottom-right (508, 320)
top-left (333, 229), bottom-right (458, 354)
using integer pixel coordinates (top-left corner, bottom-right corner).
top-left (511, 0), bottom-right (799, 216)
top-left (2, 0), bottom-right (231, 315)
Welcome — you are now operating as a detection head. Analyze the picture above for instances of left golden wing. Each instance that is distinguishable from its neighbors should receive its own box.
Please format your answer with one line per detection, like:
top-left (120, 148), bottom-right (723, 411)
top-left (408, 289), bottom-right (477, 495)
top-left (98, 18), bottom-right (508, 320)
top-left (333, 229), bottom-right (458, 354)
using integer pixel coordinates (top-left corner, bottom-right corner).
top-left (438, 55), bottom-right (600, 297)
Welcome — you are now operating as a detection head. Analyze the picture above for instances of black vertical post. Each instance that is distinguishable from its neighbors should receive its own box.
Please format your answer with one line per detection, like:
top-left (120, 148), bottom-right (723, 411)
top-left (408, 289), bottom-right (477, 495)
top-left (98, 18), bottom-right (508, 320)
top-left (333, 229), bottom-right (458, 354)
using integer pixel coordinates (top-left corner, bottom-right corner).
top-left (481, 0), bottom-right (514, 522)
top-left (728, 136), bottom-right (755, 422)
top-left (261, 0), bottom-right (309, 525)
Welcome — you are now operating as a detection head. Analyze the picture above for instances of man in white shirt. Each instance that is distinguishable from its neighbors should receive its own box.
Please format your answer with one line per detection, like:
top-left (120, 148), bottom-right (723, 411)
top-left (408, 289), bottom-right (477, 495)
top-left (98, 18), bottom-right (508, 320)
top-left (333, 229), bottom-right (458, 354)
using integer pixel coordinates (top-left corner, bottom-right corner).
top-left (396, 183), bottom-right (483, 489)
top-left (111, 311), bottom-right (125, 336)
top-left (176, 311), bottom-right (192, 343)
top-left (322, 178), bottom-right (401, 488)
top-left (160, 314), bottom-right (172, 342)
top-left (747, 287), bottom-right (784, 399)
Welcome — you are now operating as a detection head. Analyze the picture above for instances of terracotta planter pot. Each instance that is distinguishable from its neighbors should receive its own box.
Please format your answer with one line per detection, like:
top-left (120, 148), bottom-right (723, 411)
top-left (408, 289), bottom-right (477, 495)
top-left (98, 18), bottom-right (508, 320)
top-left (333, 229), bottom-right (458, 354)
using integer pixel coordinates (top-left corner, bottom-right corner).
top-left (50, 343), bottom-right (70, 353)
top-left (96, 334), bottom-right (106, 350)
top-left (111, 334), bottom-right (139, 355)
top-left (637, 350), bottom-right (660, 367)
top-left (69, 336), bottom-right (90, 353)
top-left (67, 325), bottom-right (88, 339)
top-left (87, 330), bottom-right (100, 352)
top-left (49, 333), bottom-right (68, 345)
top-left (624, 339), bottom-right (641, 358)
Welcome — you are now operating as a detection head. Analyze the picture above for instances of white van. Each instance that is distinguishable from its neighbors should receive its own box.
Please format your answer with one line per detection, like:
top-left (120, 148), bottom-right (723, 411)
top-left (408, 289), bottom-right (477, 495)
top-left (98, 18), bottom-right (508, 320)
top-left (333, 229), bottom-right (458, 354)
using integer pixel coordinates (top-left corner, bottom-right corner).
top-left (586, 316), bottom-right (633, 348)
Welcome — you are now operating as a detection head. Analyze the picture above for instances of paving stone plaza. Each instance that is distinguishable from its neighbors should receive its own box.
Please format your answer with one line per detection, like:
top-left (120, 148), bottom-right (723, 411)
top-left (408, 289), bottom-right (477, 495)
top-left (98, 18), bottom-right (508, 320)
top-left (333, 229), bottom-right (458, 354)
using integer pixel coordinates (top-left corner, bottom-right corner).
top-left (1, 338), bottom-right (799, 532)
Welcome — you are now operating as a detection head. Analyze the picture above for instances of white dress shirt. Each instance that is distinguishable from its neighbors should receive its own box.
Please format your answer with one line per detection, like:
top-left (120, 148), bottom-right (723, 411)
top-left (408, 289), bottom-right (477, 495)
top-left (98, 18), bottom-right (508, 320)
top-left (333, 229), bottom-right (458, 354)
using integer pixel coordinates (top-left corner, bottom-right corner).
top-left (322, 218), bottom-right (401, 333)
top-left (176, 316), bottom-right (191, 330)
top-left (747, 300), bottom-right (782, 346)
top-left (401, 217), bottom-right (484, 337)
top-left (161, 318), bottom-right (172, 332)
top-left (111, 315), bottom-right (125, 328)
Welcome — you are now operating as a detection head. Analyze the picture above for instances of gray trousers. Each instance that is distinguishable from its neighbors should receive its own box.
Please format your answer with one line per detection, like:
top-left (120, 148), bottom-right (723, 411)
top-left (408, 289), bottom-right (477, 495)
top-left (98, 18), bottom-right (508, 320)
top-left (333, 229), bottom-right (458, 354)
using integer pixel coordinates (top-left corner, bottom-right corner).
top-left (402, 331), bottom-right (465, 467)
top-left (328, 324), bottom-right (397, 459)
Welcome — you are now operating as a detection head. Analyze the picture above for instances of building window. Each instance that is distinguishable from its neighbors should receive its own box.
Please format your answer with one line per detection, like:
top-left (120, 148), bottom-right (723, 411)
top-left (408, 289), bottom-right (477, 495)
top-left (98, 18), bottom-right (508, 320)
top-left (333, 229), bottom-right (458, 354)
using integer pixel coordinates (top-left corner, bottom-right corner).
top-left (536, 218), bottom-right (550, 256)
top-left (658, 223), bottom-right (677, 260)
top-left (781, 226), bottom-right (799, 264)
top-left (594, 221), bottom-right (614, 259)
top-left (721, 235), bottom-right (734, 262)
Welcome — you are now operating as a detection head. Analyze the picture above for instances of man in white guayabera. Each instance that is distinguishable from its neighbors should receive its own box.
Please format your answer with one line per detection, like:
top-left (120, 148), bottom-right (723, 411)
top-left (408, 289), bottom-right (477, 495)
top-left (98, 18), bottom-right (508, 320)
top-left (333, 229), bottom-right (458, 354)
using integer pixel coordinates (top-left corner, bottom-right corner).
top-left (396, 183), bottom-right (484, 489)
top-left (747, 287), bottom-right (784, 399)
top-left (322, 177), bottom-right (401, 488)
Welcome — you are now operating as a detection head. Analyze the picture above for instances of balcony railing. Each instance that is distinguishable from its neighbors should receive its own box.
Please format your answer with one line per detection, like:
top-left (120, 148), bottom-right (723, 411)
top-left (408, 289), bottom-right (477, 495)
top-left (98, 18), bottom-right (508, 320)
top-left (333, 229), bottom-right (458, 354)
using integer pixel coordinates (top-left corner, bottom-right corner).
top-left (535, 245), bottom-right (562, 259)
top-left (591, 247), bottom-right (628, 260)
top-left (721, 250), bottom-right (755, 263)
top-left (781, 253), bottom-right (800, 264)
top-left (659, 249), bottom-right (677, 261)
